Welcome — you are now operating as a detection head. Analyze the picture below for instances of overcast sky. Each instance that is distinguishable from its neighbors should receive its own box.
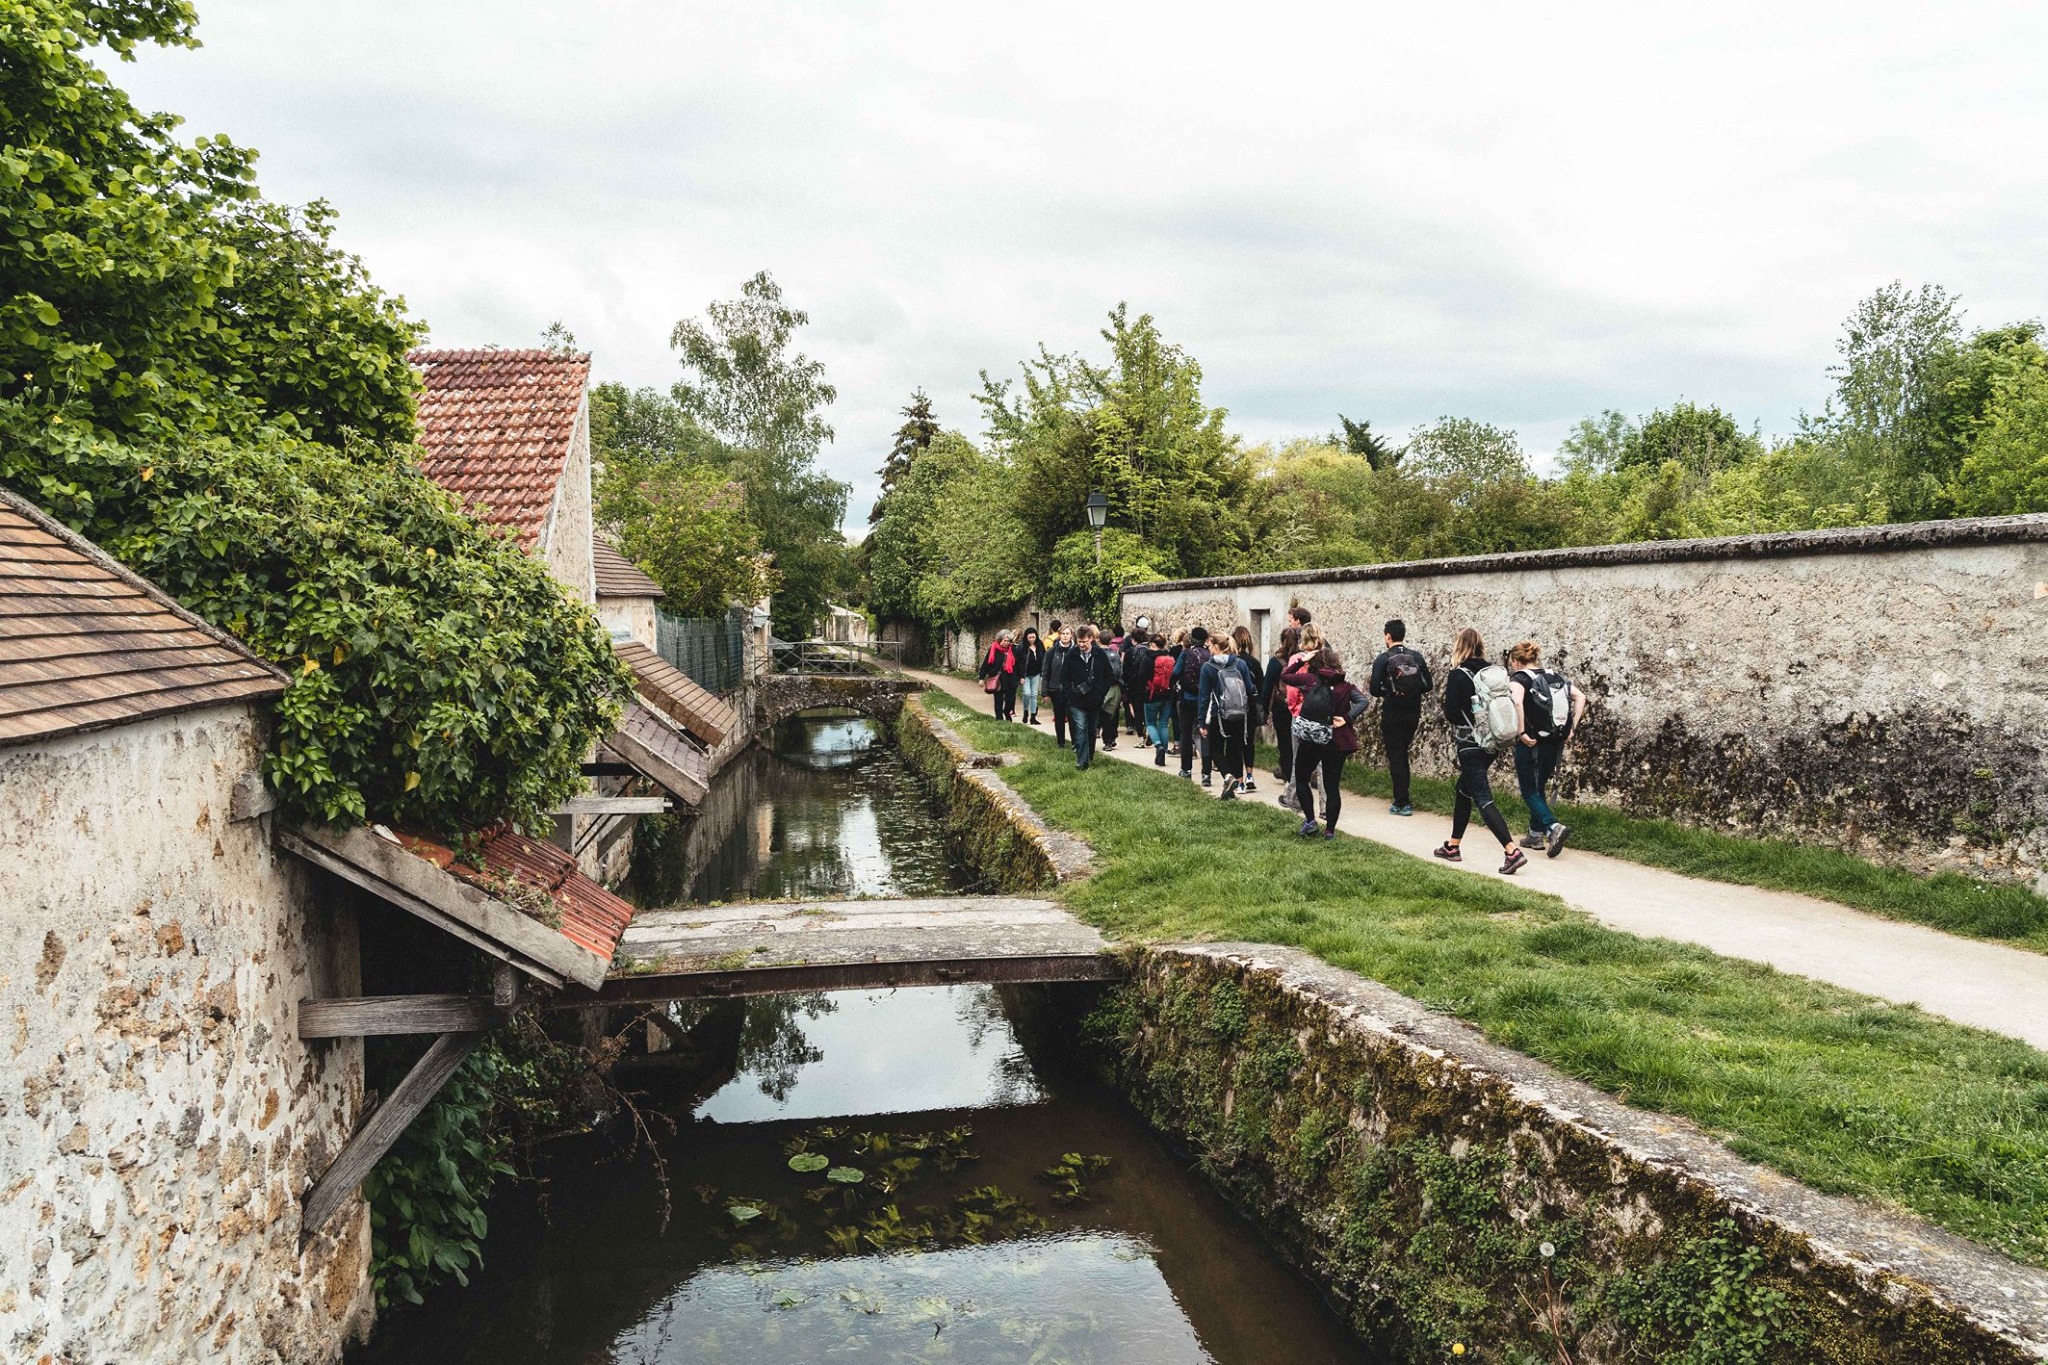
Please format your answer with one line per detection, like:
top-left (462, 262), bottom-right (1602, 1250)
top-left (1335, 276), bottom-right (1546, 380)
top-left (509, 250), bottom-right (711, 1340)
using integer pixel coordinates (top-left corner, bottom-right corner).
top-left (124, 1), bottom-right (2048, 527)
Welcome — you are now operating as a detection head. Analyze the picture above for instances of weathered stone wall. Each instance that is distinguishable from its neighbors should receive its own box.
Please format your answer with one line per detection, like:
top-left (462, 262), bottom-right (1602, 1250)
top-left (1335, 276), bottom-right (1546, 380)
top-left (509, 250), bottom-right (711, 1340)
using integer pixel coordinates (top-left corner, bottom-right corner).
top-left (1122, 516), bottom-right (2048, 885)
top-left (1091, 944), bottom-right (2048, 1364)
top-left (0, 705), bottom-right (371, 1363)
top-left (894, 694), bottom-right (1093, 891)
top-left (540, 397), bottom-right (596, 604)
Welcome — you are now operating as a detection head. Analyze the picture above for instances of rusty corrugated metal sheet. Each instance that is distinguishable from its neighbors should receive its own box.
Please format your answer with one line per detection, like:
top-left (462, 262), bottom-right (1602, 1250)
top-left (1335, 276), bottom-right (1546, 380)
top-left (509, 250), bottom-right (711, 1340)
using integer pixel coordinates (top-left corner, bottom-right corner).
top-left (394, 823), bottom-right (635, 965)
top-left (410, 348), bottom-right (590, 552)
top-left (0, 491), bottom-right (287, 747)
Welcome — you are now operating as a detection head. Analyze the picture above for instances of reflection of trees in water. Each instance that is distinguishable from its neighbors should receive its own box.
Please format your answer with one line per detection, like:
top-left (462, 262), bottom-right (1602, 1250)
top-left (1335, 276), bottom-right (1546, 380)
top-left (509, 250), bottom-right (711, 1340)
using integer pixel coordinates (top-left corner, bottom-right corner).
top-left (672, 993), bottom-right (838, 1102)
top-left (955, 988), bottom-right (1041, 1107)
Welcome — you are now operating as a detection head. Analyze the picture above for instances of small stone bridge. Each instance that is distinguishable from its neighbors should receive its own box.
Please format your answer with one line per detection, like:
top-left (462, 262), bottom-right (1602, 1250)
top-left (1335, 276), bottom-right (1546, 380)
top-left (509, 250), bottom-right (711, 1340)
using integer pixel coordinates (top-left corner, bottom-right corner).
top-left (594, 895), bottom-right (1123, 1001)
top-left (754, 672), bottom-right (924, 729)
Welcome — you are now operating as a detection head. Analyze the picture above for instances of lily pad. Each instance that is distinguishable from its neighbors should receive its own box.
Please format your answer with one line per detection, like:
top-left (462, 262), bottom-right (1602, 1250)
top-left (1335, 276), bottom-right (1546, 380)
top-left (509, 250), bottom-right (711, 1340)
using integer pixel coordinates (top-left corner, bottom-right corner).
top-left (788, 1152), bottom-right (831, 1173)
top-left (826, 1165), bottom-right (866, 1184)
top-left (726, 1203), bottom-right (764, 1224)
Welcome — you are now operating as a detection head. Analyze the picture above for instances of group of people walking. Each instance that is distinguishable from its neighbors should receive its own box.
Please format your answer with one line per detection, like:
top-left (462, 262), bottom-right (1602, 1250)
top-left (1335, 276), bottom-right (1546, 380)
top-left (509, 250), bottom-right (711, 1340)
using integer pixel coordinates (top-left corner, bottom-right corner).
top-left (978, 607), bottom-right (1586, 875)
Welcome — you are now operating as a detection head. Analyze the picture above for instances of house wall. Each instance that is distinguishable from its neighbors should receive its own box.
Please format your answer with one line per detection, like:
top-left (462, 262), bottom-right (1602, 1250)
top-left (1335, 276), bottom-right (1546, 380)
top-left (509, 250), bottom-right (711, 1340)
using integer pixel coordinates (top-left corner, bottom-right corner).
top-left (934, 597), bottom-right (1088, 672)
top-left (597, 593), bottom-right (658, 648)
top-left (541, 398), bottom-right (597, 604)
top-left (1122, 517), bottom-right (2048, 887)
top-left (0, 705), bottom-right (371, 1364)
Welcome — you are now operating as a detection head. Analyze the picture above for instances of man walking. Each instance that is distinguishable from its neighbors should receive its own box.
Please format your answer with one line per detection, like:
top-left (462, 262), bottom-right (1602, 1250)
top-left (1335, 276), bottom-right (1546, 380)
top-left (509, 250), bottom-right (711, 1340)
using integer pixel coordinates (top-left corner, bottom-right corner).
top-left (1369, 618), bottom-right (1432, 816)
top-left (1061, 625), bottom-right (1116, 771)
top-left (1043, 623), bottom-right (1074, 748)
top-left (1172, 626), bottom-right (1214, 784)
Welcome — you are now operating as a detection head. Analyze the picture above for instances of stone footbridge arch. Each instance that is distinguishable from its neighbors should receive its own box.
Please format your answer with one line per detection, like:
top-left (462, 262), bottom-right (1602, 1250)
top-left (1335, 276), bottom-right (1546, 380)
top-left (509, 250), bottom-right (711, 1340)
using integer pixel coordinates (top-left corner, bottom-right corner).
top-left (755, 673), bottom-right (924, 729)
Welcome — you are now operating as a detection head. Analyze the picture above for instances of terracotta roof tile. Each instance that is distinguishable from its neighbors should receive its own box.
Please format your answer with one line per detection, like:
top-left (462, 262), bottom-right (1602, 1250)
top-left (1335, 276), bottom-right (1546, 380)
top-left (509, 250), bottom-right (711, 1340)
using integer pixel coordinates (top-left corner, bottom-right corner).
top-left (410, 348), bottom-right (591, 551)
top-left (0, 491), bottom-right (287, 747)
top-left (594, 540), bottom-right (663, 599)
top-left (614, 639), bottom-right (736, 746)
top-left (395, 823), bottom-right (636, 965)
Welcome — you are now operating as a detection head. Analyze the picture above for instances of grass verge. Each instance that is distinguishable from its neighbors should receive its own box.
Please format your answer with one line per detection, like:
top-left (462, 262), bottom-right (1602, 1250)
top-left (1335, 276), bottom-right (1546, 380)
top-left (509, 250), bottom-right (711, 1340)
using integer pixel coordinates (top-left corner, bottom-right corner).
top-left (1328, 761), bottom-right (2048, 953)
top-left (922, 690), bottom-right (2048, 1269)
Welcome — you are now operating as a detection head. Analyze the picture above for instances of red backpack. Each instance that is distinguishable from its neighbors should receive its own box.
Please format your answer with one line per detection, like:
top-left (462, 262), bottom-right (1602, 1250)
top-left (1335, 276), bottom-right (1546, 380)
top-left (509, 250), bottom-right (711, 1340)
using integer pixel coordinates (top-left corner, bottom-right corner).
top-left (1148, 652), bottom-right (1176, 700)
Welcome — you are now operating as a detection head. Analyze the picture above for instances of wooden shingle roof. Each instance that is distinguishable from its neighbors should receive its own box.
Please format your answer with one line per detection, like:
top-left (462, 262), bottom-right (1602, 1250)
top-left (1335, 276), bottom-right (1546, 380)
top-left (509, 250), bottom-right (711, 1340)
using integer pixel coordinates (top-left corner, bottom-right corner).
top-left (594, 540), bottom-right (662, 599)
top-left (614, 639), bottom-right (736, 747)
top-left (0, 490), bottom-right (287, 747)
top-left (410, 348), bottom-right (591, 551)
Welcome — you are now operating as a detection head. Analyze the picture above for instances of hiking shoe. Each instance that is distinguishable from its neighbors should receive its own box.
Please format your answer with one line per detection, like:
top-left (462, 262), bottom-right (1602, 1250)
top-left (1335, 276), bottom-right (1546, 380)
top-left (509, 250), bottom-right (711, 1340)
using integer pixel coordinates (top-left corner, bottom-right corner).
top-left (1154, 748), bottom-right (1166, 767)
top-left (1220, 778), bottom-right (1239, 800)
top-left (1519, 831), bottom-right (1546, 850)
top-left (1298, 819), bottom-right (1320, 837)
top-left (1500, 846), bottom-right (1528, 875)
top-left (1180, 769), bottom-right (1194, 781)
top-left (1394, 804), bottom-right (1414, 817)
top-left (1433, 843), bottom-right (1462, 863)
top-left (1278, 789), bottom-right (1300, 810)
top-left (1201, 774), bottom-right (1212, 788)
top-left (1546, 823), bottom-right (1572, 858)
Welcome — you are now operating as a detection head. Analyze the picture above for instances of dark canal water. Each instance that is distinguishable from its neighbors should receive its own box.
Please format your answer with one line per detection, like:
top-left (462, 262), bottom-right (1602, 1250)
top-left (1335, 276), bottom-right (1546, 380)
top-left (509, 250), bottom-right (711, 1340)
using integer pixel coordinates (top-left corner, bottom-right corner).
top-left (357, 713), bottom-right (1378, 1365)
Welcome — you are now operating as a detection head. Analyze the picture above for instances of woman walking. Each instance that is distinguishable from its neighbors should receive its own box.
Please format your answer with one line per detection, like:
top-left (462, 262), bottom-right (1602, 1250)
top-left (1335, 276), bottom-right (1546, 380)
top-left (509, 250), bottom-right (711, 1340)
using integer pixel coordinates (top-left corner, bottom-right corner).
top-left (979, 629), bottom-right (1019, 721)
top-left (1043, 624), bottom-right (1075, 746)
top-left (1228, 626), bottom-right (1263, 791)
top-left (1280, 643), bottom-right (1363, 838)
top-left (1016, 627), bottom-right (1047, 725)
top-left (1435, 628), bottom-right (1527, 874)
top-left (1166, 627), bottom-right (1190, 756)
top-left (1197, 634), bottom-right (1263, 799)
top-left (1264, 625), bottom-right (1300, 800)
top-left (1277, 623), bottom-right (1323, 810)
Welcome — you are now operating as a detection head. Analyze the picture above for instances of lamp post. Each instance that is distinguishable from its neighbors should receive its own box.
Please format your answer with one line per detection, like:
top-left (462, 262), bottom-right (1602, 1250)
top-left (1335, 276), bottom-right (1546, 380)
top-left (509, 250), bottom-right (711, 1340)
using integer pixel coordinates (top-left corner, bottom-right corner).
top-left (1085, 490), bottom-right (1108, 568)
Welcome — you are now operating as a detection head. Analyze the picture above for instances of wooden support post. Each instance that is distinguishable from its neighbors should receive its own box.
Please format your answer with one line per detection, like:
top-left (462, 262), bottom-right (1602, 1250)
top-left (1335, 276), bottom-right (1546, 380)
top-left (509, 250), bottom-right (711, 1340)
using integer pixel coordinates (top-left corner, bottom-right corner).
top-left (493, 962), bottom-right (521, 1008)
top-left (298, 994), bottom-right (499, 1039)
top-left (301, 1030), bottom-right (483, 1243)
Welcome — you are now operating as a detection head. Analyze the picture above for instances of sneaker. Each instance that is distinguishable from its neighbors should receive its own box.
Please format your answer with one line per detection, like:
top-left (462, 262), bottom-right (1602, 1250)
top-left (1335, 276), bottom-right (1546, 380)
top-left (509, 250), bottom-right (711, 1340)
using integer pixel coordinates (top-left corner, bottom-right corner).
top-left (1220, 778), bottom-right (1239, 800)
top-left (1519, 831), bottom-right (1546, 850)
top-left (1154, 748), bottom-right (1166, 767)
top-left (1321, 828), bottom-right (1337, 840)
top-left (1168, 743), bottom-right (1180, 756)
top-left (1393, 804), bottom-right (1414, 817)
top-left (1500, 846), bottom-right (1528, 875)
top-left (1298, 819), bottom-right (1320, 837)
top-left (1546, 823), bottom-right (1572, 858)
top-left (1201, 774), bottom-right (1213, 789)
top-left (1278, 789), bottom-right (1300, 810)
top-left (1180, 770), bottom-right (1194, 781)
top-left (1241, 779), bottom-right (1257, 793)
top-left (1433, 843), bottom-right (1462, 863)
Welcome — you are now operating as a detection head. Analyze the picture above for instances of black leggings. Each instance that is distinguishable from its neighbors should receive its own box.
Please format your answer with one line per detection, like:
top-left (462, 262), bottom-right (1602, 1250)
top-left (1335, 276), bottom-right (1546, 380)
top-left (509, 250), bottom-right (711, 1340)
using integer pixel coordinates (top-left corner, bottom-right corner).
top-left (1451, 744), bottom-right (1513, 846)
top-left (1211, 715), bottom-right (1248, 779)
top-left (1050, 693), bottom-right (1071, 745)
top-left (1294, 740), bottom-right (1345, 828)
top-left (1272, 707), bottom-right (1294, 781)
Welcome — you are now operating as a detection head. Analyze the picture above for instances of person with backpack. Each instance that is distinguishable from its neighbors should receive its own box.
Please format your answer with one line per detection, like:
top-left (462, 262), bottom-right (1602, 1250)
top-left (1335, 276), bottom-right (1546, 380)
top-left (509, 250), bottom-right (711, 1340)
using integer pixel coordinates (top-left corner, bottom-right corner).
top-left (1276, 623), bottom-right (1323, 810)
top-left (1280, 643), bottom-right (1364, 838)
top-left (1120, 624), bottom-right (1148, 737)
top-left (1197, 634), bottom-right (1262, 799)
top-left (1142, 631), bottom-right (1177, 765)
top-left (1043, 624), bottom-right (1074, 748)
top-left (1172, 626), bottom-right (1214, 784)
top-left (1230, 625), bottom-right (1263, 793)
top-left (979, 629), bottom-right (1019, 721)
top-left (1368, 618), bottom-right (1433, 816)
top-left (1060, 624), bottom-right (1116, 770)
top-left (1263, 625), bottom-right (1301, 797)
top-left (1434, 628), bottom-right (1527, 875)
top-left (1016, 627), bottom-right (1046, 725)
top-left (1166, 627), bottom-right (1190, 756)
top-left (1507, 640), bottom-right (1588, 857)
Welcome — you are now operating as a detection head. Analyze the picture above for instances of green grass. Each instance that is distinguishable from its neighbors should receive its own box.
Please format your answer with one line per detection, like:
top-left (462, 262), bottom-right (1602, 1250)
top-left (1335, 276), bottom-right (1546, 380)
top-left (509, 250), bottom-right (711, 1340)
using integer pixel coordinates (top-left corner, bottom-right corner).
top-left (1332, 764), bottom-right (2048, 953)
top-left (922, 691), bottom-right (2048, 1269)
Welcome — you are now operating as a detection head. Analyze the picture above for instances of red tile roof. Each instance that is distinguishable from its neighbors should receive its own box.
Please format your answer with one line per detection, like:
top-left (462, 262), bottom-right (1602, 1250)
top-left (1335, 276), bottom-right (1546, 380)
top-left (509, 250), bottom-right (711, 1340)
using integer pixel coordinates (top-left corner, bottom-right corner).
top-left (594, 540), bottom-right (662, 599)
top-left (0, 490), bottom-right (287, 746)
top-left (395, 823), bottom-right (636, 965)
top-left (614, 639), bottom-right (736, 746)
top-left (410, 348), bottom-right (591, 551)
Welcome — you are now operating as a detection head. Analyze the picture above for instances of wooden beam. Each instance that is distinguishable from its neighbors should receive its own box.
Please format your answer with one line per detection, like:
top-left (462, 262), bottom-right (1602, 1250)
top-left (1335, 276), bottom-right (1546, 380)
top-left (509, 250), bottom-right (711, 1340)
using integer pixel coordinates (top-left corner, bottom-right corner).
top-left (301, 1031), bottom-right (484, 1242)
top-left (298, 994), bottom-right (499, 1039)
top-left (552, 795), bottom-right (669, 816)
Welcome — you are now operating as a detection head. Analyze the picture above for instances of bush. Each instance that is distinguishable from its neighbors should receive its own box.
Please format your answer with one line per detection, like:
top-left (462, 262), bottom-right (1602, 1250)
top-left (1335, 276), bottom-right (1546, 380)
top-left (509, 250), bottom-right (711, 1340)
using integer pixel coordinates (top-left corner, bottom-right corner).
top-left (3, 412), bottom-right (630, 831)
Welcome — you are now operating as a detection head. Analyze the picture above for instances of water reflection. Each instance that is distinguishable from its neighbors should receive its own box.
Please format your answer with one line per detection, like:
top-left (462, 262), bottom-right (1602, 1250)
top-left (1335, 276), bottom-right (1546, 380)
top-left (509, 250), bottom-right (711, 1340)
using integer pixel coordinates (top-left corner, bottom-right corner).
top-left (630, 712), bottom-right (966, 906)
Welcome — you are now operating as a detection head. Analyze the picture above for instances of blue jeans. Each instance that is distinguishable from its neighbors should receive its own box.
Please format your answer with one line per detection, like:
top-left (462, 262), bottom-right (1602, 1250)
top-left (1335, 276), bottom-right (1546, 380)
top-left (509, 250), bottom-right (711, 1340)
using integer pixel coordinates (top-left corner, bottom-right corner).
top-left (1019, 674), bottom-right (1041, 718)
top-left (1144, 699), bottom-right (1173, 748)
top-left (1514, 738), bottom-right (1563, 833)
top-left (1070, 704), bottom-right (1098, 769)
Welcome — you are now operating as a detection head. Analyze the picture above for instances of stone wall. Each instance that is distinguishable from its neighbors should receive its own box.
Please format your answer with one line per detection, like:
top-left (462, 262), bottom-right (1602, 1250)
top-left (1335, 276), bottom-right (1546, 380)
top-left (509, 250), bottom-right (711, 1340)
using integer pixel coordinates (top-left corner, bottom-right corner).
top-left (0, 705), bottom-right (371, 1363)
top-left (541, 397), bottom-right (596, 605)
top-left (1121, 516), bottom-right (2048, 886)
top-left (1090, 944), bottom-right (2048, 1364)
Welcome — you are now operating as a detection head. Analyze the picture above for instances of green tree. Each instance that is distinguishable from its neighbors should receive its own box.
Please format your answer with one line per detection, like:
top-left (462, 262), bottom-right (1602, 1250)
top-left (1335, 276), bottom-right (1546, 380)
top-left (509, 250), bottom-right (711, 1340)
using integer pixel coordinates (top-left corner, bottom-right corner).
top-left (1954, 363), bottom-right (2048, 515)
top-left (871, 388), bottom-right (938, 522)
top-left (864, 429), bottom-right (986, 622)
top-left (1629, 402), bottom-right (1760, 476)
top-left (1819, 281), bottom-right (1965, 518)
top-left (914, 453), bottom-right (1038, 627)
top-left (606, 466), bottom-right (777, 615)
top-left (667, 271), bottom-right (849, 637)
top-left (1402, 417), bottom-right (1527, 487)
top-left (1559, 409), bottom-right (1638, 475)
top-left (0, 4), bottom-right (421, 444)
top-left (1045, 527), bottom-right (1172, 625)
top-left (1332, 413), bottom-right (1400, 469)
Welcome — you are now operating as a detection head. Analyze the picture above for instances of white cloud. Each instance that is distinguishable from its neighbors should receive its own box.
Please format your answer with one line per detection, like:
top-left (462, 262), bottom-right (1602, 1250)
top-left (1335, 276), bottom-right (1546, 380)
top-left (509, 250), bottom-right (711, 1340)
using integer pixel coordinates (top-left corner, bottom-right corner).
top-left (124, 0), bottom-right (2048, 511)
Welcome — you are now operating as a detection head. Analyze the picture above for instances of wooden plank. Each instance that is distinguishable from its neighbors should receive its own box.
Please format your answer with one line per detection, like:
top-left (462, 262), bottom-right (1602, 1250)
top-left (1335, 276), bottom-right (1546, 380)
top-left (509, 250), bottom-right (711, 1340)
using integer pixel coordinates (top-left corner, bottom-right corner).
top-left (282, 824), bottom-right (605, 989)
top-left (594, 953), bottom-right (1123, 1003)
top-left (301, 1031), bottom-right (484, 1242)
top-left (608, 706), bottom-right (709, 806)
top-left (552, 794), bottom-right (670, 815)
top-left (298, 994), bottom-right (499, 1038)
top-left (276, 828), bottom-right (569, 990)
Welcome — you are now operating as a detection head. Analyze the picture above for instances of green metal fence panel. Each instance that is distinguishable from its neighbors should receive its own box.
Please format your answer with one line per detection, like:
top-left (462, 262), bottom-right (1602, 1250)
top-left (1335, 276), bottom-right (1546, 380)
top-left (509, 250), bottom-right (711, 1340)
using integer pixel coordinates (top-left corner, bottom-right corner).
top-left (655, 607), bottom-right (746, 694)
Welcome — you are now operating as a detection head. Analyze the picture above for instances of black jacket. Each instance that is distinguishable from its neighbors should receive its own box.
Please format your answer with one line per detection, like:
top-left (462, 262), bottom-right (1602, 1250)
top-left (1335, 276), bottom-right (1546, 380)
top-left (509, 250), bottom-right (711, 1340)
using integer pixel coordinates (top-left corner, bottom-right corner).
top-left (1016, 638), bottom-right (1046, 676)
top-left (1369, 645), bottom-right (1434, 712)
top-left (1441, 655), bottom-right (1486, 729)
top-left (1043, 641), bottom-right (1075, 694)
top-left (1061, 644), bottom-right (1116, 708)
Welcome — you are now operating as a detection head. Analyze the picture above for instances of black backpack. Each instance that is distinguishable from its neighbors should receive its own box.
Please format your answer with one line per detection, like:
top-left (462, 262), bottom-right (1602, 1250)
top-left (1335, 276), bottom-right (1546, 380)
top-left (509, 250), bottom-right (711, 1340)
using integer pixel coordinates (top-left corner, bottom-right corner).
top-left (1384, 647), bottom-right (1425, 701)
top-left (1178, 645), bottom-right (1210, 697)
top-left (1299, 675), bottom-right (1336, 723)
top-left (1517, 668), bottom-right (1574, 740)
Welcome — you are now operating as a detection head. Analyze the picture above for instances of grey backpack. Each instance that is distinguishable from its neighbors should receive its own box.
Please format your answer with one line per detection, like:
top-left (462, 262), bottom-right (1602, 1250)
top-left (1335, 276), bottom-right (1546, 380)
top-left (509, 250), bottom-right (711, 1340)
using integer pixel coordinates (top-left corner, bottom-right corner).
top-left (1463, 663), bottom-right (1520, 754)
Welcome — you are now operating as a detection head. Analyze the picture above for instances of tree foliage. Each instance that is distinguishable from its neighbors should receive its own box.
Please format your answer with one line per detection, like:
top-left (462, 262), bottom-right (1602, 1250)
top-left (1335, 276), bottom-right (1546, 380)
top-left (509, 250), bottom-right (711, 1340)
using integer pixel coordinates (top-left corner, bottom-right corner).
top-left (871, 387), bottom-right (937, 522)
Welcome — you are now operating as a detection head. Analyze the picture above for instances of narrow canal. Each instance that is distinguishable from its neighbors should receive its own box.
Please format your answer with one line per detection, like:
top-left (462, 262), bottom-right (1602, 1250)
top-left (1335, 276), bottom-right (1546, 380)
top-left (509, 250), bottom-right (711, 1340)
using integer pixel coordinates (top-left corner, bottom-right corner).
top-left (356, 712), bottom-right (1378, 1364)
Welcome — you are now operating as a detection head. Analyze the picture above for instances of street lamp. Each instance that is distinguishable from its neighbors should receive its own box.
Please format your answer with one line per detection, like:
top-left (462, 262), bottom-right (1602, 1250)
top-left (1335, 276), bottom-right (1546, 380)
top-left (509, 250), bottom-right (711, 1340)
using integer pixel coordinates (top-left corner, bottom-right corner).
top-left (1085, 490), bottom-right (1108, 567)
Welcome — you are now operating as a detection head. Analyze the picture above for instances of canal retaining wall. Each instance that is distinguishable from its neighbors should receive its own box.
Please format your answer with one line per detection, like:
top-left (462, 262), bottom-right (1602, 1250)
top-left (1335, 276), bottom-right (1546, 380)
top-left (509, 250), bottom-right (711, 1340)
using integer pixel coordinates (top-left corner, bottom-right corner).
top-left (1120, 515), bottom-right (2048, 888)
top-left (1090, 944), bottom-right (2048, 1364)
